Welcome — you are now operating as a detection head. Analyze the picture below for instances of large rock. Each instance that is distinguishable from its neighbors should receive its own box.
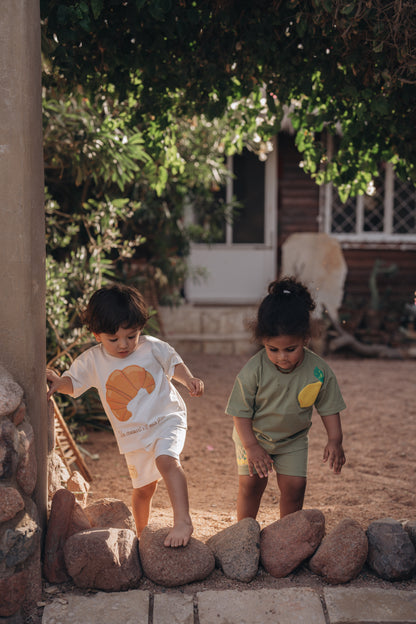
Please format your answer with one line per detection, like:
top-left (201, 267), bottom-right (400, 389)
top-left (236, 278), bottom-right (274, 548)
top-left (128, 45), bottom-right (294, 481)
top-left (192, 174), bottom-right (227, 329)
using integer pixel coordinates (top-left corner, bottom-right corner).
top-left (47, 451), bottom-right (71, 503)
top-left (367, 518), bottom-right (416, 580)
top-left (403, 520), bottom-right (416, 549)
top-left (139, 524), bottom-right (215, 587)
top-left (0, 364), bottom-right (24, 417)
top-left (21, 543), bottom-right (43, 621)
top-left (11, 401), bottom-right (26, 427)
top-left (64, 527), bottom-right (142, 591)
top-left (16, 421), bottom-right (37, 495)
top-left (0, 497), bottom-right (41, 567)
top-left (0, 486), bottom-right (24, 522)
top-left (0, 569), bottom-right (28, 618)
top-left (85, 497), bottom-right (136, 532)
top-left (260, 509), bottom-right (325, 578)
top-left (66, 470), bottom-right (90, 506)
top-left (207, 517), bottom-right (260, 582)
top-left (0, 419), bottom-right (18, 479)
top-left (43, 488), bottom-right (91, 583)
top-left (309, 518), bottom-right (368, 584)
top-left (0, 497), bottom-right (41, 619)
top-left (280, 232), bottom-right (347, 321)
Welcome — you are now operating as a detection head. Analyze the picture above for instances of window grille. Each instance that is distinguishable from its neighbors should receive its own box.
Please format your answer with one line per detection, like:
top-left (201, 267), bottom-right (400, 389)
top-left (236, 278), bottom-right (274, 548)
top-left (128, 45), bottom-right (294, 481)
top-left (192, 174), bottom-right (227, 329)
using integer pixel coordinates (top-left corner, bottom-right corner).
top-left (323, 163), bottom-right (416, 244)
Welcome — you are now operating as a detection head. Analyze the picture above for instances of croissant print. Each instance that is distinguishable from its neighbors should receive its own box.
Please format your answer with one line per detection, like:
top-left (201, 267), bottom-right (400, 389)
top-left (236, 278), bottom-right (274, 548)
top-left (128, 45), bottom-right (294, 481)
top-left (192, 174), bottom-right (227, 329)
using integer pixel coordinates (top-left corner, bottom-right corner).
top-left (105, 365), bottom-right (155, 421)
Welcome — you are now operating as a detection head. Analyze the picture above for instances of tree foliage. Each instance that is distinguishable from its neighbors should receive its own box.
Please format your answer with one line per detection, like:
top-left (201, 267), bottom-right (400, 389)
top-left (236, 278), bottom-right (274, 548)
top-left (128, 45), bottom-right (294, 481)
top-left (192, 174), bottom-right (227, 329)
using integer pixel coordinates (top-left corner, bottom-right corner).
top-left (41, 0), bottom-right (416, 195)
top-left (43, 81), bottom-right (274, 370)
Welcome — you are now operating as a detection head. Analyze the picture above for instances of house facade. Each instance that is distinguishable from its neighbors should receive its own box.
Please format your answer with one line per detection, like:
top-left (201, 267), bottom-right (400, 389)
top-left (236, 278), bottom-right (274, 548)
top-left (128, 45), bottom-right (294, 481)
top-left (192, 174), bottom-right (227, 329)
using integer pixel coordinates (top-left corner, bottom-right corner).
top-left (161, 131), bottom-right (416, 354)
top-left (186, 131), bottom-right (416, 313)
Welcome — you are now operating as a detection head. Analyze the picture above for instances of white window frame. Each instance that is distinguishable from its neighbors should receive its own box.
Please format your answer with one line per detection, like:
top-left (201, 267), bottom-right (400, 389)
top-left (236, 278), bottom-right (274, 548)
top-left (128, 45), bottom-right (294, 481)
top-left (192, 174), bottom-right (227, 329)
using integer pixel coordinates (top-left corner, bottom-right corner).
top-left (188, 142), bottom-right (277, 249)
top-left (320, 139), bottom-right (416, 248)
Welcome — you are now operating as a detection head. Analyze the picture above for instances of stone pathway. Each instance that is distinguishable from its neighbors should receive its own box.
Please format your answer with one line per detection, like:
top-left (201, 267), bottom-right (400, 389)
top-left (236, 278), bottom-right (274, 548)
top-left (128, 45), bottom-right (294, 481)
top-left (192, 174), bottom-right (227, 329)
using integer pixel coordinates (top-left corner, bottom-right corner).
top-left (42, 587), bottom-right (416, 623)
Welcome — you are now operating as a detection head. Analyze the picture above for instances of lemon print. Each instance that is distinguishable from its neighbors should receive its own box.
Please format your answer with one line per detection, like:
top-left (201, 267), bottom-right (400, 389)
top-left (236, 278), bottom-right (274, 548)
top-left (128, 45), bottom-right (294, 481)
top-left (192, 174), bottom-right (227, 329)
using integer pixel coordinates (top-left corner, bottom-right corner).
top-left (298, 381), bottom-right (322, 408)
top-left (236, 446), bottom-right (248, 467)
top-left (128, 464), bottom-right (138, 480)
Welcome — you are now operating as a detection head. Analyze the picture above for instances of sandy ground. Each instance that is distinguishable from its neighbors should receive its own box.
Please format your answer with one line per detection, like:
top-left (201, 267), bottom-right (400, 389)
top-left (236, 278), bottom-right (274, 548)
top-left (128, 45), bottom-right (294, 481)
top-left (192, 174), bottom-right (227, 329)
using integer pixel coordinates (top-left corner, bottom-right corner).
top-left (79, 352), bottom-right (416, 592)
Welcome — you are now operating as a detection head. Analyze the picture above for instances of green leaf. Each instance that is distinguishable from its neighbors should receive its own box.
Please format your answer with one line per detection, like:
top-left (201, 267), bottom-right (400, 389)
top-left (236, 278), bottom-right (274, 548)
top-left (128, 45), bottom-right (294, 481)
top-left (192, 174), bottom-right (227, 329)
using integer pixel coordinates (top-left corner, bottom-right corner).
top-left (148, 0), bottom-right (172, 21)
top-left (341, 4), bottom-right (356, 16)
top-left (90, 0), bottom-right (103, 20)
top-left (295, 16), bottom-right (307, 38)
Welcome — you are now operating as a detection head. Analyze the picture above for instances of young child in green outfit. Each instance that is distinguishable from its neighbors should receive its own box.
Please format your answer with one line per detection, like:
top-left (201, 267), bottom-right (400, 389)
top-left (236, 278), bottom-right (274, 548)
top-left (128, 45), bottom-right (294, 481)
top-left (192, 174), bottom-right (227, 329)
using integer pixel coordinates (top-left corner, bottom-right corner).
top-left (226, 277), bottom-right (346, 521)
top-left (47, 284), bottom-right (204, 547)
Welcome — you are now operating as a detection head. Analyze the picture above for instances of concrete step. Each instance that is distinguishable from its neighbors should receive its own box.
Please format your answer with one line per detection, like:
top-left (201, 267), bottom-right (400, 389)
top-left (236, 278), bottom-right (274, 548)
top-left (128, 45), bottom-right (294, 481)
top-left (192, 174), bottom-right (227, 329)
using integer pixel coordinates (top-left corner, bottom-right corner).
top-left (42, 587), bottom-right (416, 624)
top-left (159, 304), bottom-right (257, 355)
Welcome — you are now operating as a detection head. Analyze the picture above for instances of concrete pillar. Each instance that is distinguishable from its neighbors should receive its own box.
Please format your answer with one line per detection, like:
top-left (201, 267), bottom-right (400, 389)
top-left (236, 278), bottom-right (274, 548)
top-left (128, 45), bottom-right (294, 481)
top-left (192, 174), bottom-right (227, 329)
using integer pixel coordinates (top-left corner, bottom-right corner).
top-left (0, 1), bottom-right (47, 525)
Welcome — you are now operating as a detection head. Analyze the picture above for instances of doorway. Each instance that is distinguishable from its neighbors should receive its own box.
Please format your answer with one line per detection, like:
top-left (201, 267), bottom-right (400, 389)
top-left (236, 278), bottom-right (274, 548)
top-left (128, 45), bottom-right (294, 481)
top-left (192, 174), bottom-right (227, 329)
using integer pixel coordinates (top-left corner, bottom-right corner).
top-left (185, 143), bottom-right (277, 304)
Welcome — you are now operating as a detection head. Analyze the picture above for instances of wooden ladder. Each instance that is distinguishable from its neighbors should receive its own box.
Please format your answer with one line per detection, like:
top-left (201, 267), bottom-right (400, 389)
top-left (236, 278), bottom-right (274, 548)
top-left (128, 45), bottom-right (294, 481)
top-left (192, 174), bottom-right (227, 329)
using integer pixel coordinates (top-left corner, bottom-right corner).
top-left (51, 396), bottom-right (92, 483)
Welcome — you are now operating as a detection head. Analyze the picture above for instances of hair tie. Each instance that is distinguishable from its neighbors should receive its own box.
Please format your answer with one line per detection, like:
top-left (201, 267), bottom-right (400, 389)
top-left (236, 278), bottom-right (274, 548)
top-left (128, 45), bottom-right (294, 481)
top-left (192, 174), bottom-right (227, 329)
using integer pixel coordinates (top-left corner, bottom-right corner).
top-left (283, 289), bottom-right (291, 294)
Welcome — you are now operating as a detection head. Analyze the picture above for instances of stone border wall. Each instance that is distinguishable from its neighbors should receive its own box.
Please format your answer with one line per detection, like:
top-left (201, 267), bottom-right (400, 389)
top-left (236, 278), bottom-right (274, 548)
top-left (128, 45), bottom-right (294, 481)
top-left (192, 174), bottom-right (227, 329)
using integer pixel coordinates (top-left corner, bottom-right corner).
top-left (0, 365), bottom-right (43, 621)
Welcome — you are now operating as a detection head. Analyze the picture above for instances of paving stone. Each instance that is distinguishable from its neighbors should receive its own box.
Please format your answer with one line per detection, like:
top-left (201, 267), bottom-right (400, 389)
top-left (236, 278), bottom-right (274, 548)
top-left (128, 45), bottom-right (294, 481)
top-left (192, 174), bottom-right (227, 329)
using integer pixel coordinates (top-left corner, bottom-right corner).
top-left (42, 590), bottom-right (149, 624)
top-left (153, 593), bottom-right (194, 624)
top-left (324, 588), bottom-right (416, 623)
top-left (197, 588), bottom-right (326, 624)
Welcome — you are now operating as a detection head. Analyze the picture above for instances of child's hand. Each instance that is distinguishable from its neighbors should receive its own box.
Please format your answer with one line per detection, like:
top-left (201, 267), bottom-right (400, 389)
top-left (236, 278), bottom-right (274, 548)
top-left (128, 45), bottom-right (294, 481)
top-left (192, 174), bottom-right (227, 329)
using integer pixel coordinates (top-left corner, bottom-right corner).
top-left (46, 369), bottom-right (74, 399)
top-left (46, 369), bottom-right (60, 400)
top-left (323, 440), bottom-right (346, 474)
top-left (187, 377), bottom-right (204, 397)
top-left (245, 443), bottom-right (274, 478)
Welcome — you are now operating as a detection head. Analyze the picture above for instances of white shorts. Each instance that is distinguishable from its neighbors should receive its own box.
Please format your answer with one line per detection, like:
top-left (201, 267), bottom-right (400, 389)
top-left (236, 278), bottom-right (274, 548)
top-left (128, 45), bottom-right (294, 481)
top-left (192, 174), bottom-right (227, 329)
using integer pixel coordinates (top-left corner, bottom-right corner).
top-left (124, 425), bottom-right (186, 489)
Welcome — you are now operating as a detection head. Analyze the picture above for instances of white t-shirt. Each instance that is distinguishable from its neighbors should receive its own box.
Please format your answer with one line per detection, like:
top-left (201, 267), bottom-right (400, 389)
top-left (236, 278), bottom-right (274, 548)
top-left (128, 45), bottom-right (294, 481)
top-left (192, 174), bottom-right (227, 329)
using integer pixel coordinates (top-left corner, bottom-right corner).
top-left (62, 335), bottom-right (187, 454)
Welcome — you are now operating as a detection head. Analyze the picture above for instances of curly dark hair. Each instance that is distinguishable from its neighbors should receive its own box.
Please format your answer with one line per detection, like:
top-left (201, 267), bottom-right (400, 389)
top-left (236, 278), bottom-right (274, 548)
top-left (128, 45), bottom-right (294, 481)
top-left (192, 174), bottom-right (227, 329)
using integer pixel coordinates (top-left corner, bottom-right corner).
top-left (82, 284), bottom-right (149, 334)
top-left (253, 277), bottom-right (316, 341)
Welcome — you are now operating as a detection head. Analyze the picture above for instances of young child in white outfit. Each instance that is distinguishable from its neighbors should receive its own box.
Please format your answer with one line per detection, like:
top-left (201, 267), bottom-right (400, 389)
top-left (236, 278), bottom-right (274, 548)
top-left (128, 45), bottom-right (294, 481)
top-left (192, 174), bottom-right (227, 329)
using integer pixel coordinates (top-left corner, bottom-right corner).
top-left (47, 284), bottom-right (204, 547)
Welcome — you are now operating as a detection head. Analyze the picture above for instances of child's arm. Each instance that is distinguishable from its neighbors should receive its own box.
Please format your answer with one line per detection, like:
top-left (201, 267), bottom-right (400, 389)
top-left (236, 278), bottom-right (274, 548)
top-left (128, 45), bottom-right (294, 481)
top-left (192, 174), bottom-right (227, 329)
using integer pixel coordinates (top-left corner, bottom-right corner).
top-left (320, 413), bottom-right (346, 474)
top-left (46, 369), bottom-right (74, 400)
top-left (172, 362), bottom-right (204, 397)
top-left (233, 416), bottom-right (274, 478)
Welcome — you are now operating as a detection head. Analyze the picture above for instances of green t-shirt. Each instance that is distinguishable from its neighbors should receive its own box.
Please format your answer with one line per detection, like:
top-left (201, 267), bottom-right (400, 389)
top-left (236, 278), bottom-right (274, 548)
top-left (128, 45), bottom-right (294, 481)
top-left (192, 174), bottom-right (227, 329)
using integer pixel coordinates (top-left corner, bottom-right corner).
top-left (226, 347), bottom-right (346, 454)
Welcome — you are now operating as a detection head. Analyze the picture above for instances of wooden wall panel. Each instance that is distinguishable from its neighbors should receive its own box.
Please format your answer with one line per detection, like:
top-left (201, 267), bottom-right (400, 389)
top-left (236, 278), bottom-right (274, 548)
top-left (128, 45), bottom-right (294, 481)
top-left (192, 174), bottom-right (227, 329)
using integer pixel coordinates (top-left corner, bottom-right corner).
top-left (342, 248), bottom-right (416, 308)
top-left (277, 132), bottom-right (320, 248)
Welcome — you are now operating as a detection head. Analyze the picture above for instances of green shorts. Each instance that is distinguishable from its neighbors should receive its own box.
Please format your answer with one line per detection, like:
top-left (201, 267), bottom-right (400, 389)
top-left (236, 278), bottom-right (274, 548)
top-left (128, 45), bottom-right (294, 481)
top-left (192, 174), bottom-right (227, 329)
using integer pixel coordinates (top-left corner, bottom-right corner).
top-left (233, 428), bottom-right (309, 478)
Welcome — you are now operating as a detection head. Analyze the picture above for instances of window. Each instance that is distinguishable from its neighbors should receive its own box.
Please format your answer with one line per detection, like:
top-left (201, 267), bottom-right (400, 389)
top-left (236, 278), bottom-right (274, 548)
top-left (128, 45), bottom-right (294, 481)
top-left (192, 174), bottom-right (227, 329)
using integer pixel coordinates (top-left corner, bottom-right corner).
top-left (322, 163), bottom-right (416, 245)
top-left (189, 147), bottom-right (268, 246)
top-left (232, 150), bottom-right (265, 244)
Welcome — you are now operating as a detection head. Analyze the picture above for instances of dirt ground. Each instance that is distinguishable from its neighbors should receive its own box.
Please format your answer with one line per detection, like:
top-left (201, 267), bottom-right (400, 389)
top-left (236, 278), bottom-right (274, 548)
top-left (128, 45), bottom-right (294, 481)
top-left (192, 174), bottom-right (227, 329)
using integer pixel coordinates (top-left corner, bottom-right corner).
top-left (80, 352), bottom-right (416, 592)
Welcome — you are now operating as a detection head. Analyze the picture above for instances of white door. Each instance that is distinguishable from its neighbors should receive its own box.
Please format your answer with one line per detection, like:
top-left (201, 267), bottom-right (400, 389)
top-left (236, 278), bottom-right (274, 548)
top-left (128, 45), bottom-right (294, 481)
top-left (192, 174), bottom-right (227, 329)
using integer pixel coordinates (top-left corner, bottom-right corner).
top-left (185, 143), bottom-right (277, 304)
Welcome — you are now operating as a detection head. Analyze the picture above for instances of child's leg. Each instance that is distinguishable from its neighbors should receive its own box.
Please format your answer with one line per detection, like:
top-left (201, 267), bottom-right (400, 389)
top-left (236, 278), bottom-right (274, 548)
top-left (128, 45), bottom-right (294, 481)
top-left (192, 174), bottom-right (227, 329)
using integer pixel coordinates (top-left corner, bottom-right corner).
top-left (276, 473), bottom-right (306, 517)
top-left (236, 474), bottom-right (268, 521)
top-left (132, 480), bottom-right (158, 536)
top-left (155, 454), bottom-right (193, 547)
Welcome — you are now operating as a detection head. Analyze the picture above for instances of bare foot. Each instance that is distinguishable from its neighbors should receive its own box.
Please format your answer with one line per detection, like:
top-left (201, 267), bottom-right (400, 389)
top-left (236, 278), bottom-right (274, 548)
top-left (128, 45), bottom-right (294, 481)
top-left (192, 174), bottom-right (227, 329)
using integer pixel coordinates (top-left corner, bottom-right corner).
top-left (164, 520), bottom-right (193, 547)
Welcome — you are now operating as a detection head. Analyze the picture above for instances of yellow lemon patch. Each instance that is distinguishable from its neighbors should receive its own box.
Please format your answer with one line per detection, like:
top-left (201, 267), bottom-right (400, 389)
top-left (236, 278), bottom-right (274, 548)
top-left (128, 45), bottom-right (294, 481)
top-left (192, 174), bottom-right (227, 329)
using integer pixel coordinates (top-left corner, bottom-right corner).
top-left (298, 381), bottom-right (322, 408)
top-left (236, 446), bottom-right (249, 467)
